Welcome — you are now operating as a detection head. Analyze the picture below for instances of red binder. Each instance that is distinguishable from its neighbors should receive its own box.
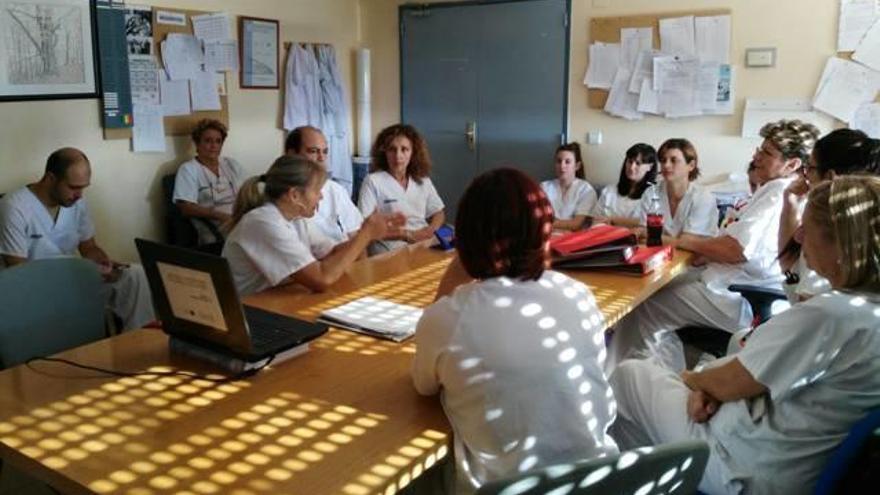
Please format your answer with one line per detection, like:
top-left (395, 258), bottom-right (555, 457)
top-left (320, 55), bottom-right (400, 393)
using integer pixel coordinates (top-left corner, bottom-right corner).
top-left (550, 224), bottom-right (637, 256)
top-left (555, 245), bottom-right (674, 276)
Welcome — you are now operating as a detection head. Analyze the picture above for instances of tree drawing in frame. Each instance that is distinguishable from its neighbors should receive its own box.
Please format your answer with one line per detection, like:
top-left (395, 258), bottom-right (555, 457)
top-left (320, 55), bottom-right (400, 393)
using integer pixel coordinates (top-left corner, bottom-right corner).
top-left (0, 0), bottom-right (97, 100)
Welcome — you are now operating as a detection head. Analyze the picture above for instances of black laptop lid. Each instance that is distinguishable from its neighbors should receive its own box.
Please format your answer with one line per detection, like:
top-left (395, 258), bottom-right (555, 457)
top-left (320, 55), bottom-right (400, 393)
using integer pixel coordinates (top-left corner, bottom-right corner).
top-left (136, 238), bottom-right (257, 355)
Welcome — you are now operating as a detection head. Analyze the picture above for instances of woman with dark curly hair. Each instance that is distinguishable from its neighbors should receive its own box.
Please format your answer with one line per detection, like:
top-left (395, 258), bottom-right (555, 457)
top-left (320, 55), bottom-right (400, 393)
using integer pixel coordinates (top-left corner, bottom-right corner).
top-left (357, 124), bottom-right (445, 255)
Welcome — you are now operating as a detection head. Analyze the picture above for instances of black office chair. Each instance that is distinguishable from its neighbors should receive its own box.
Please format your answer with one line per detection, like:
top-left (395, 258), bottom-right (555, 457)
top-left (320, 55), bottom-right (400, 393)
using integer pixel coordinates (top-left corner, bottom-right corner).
top-left (162, 173), bottom-right (224, 255)
top-left (677, 284), bottom-right (788, 358)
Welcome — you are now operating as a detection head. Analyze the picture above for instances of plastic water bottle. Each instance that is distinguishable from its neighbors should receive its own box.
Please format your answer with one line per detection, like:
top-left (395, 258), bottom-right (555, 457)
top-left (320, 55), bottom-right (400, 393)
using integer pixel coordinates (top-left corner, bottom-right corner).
top-left (646, 185), bottom-right (663, 247)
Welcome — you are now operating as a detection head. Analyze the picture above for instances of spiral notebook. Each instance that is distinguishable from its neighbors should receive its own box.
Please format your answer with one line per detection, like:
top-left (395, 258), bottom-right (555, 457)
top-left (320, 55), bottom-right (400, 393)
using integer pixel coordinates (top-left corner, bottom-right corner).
top-left (317, 296), bottom-right (423, 342)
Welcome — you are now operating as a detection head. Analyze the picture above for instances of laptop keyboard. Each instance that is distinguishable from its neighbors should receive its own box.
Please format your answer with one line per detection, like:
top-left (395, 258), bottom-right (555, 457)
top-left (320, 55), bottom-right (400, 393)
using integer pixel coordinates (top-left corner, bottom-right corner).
top-left (244, 306), bottom-right (310, 353)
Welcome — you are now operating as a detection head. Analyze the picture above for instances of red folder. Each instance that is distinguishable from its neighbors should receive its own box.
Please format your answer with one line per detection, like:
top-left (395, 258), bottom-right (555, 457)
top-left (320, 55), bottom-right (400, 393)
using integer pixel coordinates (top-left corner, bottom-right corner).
top-left (556, 245), bottom-right (674, 276)
top-left (550, 224), bottom-right (637, 256)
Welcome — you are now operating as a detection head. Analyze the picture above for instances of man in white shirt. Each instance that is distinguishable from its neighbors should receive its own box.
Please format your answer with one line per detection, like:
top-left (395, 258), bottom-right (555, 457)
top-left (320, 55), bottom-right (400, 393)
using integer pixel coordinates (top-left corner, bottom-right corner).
top-left (0, 148), bottom-right (154, 330)
top-left (285, 126), bottom-right (363, 244)
top-left (607, 120), bottom-right (821, 372)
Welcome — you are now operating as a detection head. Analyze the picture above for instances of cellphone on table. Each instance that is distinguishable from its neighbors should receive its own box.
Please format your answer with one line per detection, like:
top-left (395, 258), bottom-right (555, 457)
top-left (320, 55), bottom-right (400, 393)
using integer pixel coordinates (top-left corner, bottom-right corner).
top-left (433, 224), bottom-right (455, 250)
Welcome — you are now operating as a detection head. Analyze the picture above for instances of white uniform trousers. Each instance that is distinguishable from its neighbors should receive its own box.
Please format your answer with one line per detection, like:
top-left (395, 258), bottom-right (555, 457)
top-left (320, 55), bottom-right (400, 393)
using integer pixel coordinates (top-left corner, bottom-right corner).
top-left (101, 263), bottom-right (155, 331)
top-left (606, 269), bottom-right (750, 373)
top-left (609, 358), bottom-right (742, 495)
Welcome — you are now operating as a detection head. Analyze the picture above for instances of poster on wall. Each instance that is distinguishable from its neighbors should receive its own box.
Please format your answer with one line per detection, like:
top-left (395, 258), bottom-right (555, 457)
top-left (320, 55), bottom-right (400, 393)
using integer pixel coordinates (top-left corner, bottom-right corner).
top-left (0, 0), bottom-right (98, 101)
top-left (239, 16), bottom-right (278, 89)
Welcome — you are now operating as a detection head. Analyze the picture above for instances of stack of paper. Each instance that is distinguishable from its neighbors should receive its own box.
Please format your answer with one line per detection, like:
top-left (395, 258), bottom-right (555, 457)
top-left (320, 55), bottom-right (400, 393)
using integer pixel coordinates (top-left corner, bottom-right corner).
top-left (317, 297), bottom-right (423, 342)
top-left (584, 14), bottom-right (733, 120)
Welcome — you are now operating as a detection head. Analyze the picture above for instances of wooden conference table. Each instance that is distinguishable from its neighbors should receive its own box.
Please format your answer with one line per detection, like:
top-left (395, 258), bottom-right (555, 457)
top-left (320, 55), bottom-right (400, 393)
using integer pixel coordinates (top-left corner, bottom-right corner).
top-left (0, 246), bottom-right (690, 495)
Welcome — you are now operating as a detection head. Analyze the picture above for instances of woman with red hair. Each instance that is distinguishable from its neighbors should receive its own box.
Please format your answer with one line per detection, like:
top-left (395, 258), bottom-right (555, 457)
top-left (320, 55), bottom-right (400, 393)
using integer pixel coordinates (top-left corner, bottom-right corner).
top-left (412, 168), bottom-right (618, 492)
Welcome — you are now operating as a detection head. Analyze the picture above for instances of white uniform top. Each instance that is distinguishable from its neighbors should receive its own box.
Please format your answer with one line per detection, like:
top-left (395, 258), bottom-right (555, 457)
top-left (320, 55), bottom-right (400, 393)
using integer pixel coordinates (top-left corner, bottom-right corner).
top-left (592, 186), bottom-right (641, 220)
top-left (783, 254), bottom-right (832, 302)
top-left (541, 178), bottom-right (598, 220)
top-left (711, 290), bottom-right (880, 493)
top-left (222, 203), bottom-right (335, 296)
top-left (701, 177), bottom-right (793, 292)
top-left (309, 179), bottom-right (363, 244)
top-left (358, 171), bottom-right (445, 253)
top-left (412, 270), bottom-right (618, 491)
top-left (173, 157), bottom-right (245, 243)
top-left (0, 186), bottom-right (95, 263)
top-left (635, 181), bottom-right (718, 237)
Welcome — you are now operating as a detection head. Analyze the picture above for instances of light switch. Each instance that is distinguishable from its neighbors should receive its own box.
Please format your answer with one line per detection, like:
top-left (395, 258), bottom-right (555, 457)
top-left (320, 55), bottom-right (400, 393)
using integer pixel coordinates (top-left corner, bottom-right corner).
top-left (745, 48), bottom-right (776, 68)
top-left (587, 131), bottom-right (603, 145)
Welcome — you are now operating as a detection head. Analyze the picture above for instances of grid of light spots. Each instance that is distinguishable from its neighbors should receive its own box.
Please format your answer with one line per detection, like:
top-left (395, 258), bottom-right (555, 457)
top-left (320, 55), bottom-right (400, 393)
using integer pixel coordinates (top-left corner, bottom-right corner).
top-left (86, 393), bottom-right (388, 494)
top-left (586, 260), bottom-right (687, 327)
top-left (297, 258), bottom-right (451, 320)
top-left (488, 445), bottom-right (703, 495)
top-left (0, 367), bottom-right (249, 477)
top-left (341, 429), bottom-right (448, 495)
top-left (313, 329), bottom-right (416, 356)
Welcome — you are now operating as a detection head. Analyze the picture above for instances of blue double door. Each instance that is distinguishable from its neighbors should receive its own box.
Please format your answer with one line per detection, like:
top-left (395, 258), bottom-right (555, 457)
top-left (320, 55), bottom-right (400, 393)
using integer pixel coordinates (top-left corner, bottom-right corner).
top-left (400, 0), bottom-right (570, 218)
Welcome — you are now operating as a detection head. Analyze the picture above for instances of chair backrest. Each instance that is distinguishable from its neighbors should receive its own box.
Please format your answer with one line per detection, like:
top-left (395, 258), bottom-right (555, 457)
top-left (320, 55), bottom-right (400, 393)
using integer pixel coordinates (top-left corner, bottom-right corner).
top-left (476, 440), bottom-right (709, 495)
top-left (814, 408), bottom-right (880, 495)
top-left (162, 173), bottom-right (199, 248)
top-left (0, 258), bottom-right (105, 369)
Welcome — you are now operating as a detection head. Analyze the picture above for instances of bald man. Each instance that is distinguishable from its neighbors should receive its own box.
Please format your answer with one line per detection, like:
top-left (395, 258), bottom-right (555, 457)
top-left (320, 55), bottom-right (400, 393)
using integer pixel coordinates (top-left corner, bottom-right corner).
top-left (285, 126), bottom-right (363, 243)
top-left (0, 148), bottom-right (154, 330)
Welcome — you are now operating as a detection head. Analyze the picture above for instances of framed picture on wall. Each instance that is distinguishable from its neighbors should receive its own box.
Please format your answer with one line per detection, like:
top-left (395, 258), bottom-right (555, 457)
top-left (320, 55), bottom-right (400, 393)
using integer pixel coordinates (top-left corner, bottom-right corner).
top-left (0, 0), bottom-right (98, 101)
top-left (239, 16), bottom-right (279, 89)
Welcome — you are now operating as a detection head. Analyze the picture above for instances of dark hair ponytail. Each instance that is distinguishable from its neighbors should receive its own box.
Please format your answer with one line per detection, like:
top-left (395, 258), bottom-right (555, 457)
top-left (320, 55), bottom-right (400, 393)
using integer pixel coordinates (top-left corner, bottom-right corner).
top-left (555, 142), bottom-right (585, 179)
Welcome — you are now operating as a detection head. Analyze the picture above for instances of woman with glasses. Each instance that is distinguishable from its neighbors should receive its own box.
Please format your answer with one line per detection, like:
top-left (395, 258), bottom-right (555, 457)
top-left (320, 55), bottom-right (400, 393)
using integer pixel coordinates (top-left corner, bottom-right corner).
top-left (778, 128), bottom-right (880, 302)
top-left (173, 119), bottom-right (245, 249)
top-left (591, 143), bottom-right (658, 227)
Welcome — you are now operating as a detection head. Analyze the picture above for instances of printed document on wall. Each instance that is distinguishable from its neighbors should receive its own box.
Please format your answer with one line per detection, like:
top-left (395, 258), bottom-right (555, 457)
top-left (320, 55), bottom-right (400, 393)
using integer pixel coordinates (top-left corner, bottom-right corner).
top-left (629, 50), bottom-right (658, 93)
top-left (132, 103), bottom-right (166, 152)
top-left (205, 40), bottom-right (239, 72)
top-left (191, 12), bottom-right (232, 42)
top-left (813, 57), bottom-right (880, 123)
top-left (838, 0), bottom-right (879, 52)
top-left (853, 15), bottom-right (880, 70)
top-left (161, 33), bottom-right (204, 81)
top-left (654, 55), bottom-right (701, 118)
top-left (853, 103), bottom-right (880, 138)
top-left (659, 16), bottom-right (695, 56)
top-left (584, 42), bottom-right (621, 89)
top-left (695, 15), bottom-right (731, 63)
top-left (190, 70), bottom-right (221, 111)
top-left (742, 99), bottom-right (835, 138)
top-left (160, 75), bottom-right (191, 116)
top-left (605, 68), bottom-right (643, 120)
top-left (620, 27), bottom-right (653, 71)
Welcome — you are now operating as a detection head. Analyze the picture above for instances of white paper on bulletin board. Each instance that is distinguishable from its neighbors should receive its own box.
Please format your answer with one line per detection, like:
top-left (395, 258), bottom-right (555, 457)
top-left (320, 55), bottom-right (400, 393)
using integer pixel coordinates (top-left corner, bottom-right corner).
top-left (741, 98), bottom-right (836, 138)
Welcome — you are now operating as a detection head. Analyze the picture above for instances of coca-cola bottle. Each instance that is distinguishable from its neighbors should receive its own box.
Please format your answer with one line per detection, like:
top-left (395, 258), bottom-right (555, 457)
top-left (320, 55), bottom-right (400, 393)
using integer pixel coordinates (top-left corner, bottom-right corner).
top-left (646, 185), bottom-right (663, 247)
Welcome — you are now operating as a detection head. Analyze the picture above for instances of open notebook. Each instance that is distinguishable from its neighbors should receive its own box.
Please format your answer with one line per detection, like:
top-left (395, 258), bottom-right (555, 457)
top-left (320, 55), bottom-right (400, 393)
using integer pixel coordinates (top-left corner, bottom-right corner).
top-left (317, 296), bottom-right (423, 342)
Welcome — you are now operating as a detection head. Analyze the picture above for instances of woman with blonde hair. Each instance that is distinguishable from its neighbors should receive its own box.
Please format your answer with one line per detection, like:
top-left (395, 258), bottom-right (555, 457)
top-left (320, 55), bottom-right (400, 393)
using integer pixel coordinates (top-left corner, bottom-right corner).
top-left (223, 155), bottom-right (403, 295)
top-left (611, 176), bottom-right (880, 494)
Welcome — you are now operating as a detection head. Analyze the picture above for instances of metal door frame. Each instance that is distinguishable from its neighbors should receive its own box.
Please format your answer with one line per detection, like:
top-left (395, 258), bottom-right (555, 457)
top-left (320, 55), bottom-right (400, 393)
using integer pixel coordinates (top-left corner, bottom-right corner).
top-left (399, 0), bottom-right (572, 141)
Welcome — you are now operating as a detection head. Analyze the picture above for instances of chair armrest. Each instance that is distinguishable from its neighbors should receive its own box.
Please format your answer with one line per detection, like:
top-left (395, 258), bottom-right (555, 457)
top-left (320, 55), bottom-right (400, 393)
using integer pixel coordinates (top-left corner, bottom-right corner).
top-left (727, 284), bottom-right (787, 302)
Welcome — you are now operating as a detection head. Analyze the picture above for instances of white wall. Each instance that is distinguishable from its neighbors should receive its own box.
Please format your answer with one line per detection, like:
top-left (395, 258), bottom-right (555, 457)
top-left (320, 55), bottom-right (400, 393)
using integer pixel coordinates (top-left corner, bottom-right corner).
top-left (0, 0), bottom-right (360, 261)
top-left (360, 0), bottom-right (838, 186)
top-left (0, 0), bottom-right (839, 260)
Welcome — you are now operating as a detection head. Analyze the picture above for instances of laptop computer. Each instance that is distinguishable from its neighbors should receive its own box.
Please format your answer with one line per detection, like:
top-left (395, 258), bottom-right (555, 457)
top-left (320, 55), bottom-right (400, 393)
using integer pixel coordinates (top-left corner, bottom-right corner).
top-left (135, 238), bottom-right (327, 362)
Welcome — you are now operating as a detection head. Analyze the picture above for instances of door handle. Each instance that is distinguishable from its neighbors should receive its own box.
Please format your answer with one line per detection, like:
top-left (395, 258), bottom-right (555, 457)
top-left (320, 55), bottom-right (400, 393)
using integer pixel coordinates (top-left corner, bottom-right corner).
top-left (465, 121), bottom-right (477, 151)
